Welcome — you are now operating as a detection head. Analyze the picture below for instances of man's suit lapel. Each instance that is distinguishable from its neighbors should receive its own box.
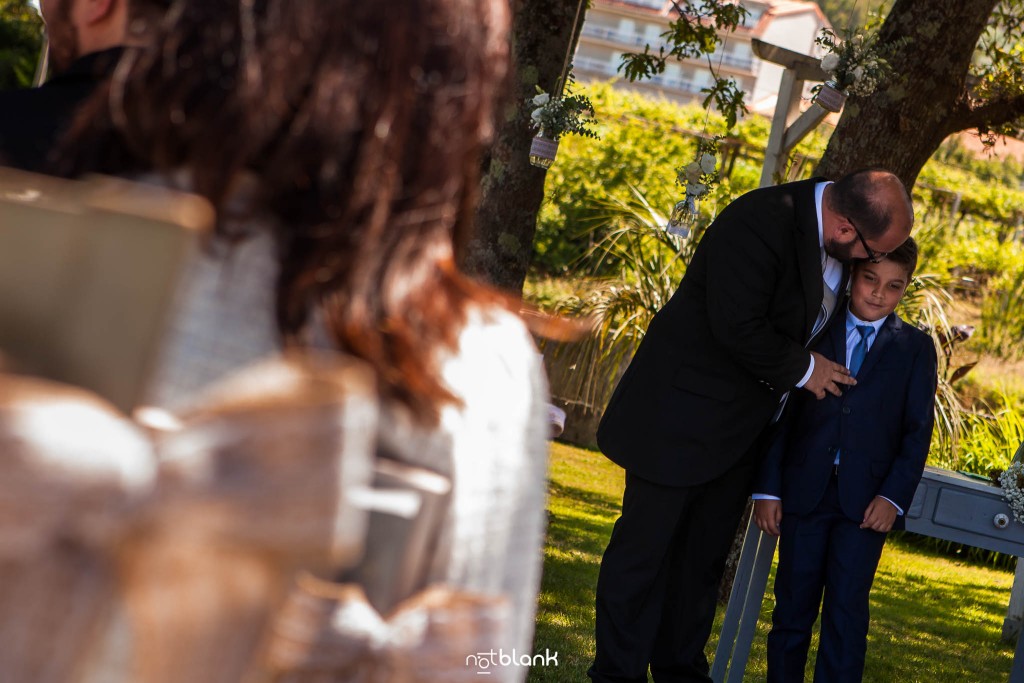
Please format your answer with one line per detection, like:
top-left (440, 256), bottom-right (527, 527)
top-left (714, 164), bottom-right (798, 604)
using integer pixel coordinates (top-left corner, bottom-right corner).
top-left (856, 313), bottom-right (901, 379)
top-left (796, 178), bottom-right (827, 343)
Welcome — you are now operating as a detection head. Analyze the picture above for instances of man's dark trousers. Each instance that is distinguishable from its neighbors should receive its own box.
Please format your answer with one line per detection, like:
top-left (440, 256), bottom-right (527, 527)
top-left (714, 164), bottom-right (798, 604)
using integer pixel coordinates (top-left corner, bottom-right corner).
top-left (589, 447), bottom-right (759, 683)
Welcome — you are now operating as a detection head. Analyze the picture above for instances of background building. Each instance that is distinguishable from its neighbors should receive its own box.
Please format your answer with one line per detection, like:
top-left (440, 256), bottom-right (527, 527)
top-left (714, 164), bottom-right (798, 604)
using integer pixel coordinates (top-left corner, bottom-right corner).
top-left (573, 0), bottom-right (831, 115)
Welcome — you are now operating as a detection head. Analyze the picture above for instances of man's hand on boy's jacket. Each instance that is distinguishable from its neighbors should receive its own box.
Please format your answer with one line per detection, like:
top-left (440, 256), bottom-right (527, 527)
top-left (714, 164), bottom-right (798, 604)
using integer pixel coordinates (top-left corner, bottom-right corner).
top-left (754, 499), bottom-right (783, 537)
top-left (861, 496), bottom-right (898, 532)
top-left (802, 351), bottom-right (856, 400)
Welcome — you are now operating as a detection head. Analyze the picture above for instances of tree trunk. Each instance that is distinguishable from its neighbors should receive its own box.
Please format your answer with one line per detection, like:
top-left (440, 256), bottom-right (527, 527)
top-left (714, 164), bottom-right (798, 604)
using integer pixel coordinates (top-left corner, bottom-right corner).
top-left (462, 0), bottom-right (585, 293)
top-left (816, 0), bottom-right (1002, 188)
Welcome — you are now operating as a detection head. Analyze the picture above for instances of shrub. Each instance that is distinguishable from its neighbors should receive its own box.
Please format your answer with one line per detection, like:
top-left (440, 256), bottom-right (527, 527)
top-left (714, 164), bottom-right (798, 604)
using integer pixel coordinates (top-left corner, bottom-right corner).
top-left (533, 81), bottom-right (830, 275)
top-left (977, 269), bottom-right (1024, 360)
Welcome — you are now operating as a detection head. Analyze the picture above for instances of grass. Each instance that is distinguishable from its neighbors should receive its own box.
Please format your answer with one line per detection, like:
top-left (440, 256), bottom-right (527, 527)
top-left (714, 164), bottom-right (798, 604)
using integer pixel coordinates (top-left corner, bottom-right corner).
top-left (529, 442), bottom-right (1017, 682)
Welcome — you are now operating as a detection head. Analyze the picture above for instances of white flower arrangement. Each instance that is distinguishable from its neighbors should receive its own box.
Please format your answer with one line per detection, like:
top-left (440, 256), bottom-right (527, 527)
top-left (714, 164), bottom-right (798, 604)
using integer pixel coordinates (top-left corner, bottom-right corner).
top-left (667, 137), bottom-right (722, 237)
top-left (676, 138), bottom-right (721, 204)
top-left (998, 462), bottom-right (1024, 523)
top-left (526, 83), bottom-right (598, 142)
top-left (814, 27), bottom-right (902, 98)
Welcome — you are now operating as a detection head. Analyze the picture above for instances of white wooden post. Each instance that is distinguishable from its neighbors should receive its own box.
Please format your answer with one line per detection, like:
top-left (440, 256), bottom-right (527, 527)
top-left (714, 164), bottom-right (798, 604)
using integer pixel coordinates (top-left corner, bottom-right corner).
top-left (751, 39), bottom-right (831, 188)
top-left (1004, 559), bottom-right (1024, 642)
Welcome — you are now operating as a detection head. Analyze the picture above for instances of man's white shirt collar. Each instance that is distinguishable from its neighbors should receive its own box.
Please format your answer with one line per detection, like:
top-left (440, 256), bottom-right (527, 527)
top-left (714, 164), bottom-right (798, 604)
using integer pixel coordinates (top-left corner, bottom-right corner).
top-left (815, 181), bottom-right (842, 292)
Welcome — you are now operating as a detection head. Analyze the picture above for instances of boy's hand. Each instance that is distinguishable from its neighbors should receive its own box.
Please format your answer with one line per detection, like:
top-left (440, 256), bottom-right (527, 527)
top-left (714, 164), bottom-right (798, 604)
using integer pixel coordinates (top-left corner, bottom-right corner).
top-left (802, 351), bottom-right (856, 399)
top-left (754, 499), bottom-right (783, 537)
top-left (861, 496), bottom-right (898, 532)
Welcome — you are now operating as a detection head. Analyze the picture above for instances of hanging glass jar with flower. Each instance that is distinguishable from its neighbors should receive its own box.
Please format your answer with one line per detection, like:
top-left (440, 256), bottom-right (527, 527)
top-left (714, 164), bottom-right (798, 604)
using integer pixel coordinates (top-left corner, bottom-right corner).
top-left (526, 77), bottom-right (599, 169)
top-left (811, 27), bottom-right (905, 113)
top-left (666, 136), bottom-right (722, 239)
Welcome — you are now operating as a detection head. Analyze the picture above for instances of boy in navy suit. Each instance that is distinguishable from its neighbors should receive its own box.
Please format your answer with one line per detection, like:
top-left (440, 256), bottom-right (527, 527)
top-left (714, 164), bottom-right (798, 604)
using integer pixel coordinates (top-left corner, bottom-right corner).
top-left (752, 237), bottom-right (937, 682)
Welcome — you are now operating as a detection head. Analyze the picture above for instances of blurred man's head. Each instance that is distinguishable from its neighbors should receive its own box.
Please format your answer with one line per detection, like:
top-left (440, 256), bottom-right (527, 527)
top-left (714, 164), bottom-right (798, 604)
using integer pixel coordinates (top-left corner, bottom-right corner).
top-left (40, 0), bottom-right (128, 72)
top-left (39, 0), bottom-right (168, 73)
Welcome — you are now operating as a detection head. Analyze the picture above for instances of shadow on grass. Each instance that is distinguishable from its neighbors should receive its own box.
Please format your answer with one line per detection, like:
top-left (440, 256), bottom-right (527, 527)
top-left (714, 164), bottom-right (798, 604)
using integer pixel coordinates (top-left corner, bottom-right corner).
top-left (545, 481), bottom-right (620, 555)
top-left (547, 479), bottom-right (623, 518)
top-left (892, 529), bottom-right (1020, 570)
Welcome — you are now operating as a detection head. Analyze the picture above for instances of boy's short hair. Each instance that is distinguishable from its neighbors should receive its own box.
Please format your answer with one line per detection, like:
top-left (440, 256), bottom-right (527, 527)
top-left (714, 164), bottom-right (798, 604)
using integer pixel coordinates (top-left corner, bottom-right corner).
top-left (883, 236), bottom-right (918, 278)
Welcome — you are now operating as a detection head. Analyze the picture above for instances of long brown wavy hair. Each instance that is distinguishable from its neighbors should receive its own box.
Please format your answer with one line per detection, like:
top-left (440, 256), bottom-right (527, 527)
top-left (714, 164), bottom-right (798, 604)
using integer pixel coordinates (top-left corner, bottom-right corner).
top-left (59, 0), bottom-right (512, 423)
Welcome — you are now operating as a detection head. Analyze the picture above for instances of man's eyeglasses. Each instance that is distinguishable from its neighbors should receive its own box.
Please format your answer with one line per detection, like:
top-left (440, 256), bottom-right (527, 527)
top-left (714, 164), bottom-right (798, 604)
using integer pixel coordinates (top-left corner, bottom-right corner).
top-left (849, 219), bottom-right (888, 263)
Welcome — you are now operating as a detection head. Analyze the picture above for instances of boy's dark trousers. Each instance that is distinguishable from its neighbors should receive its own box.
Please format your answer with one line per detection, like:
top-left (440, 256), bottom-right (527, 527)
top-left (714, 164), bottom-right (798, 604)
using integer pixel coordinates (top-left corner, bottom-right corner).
top-left (756, 310), bottom-right (936, 683)
top-left (766, 469), bottom-right (887, 683)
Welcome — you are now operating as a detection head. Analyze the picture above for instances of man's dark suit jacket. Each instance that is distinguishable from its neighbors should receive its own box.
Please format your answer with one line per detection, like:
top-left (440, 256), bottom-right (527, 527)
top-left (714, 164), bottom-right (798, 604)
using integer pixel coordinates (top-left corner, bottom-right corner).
top-left (597, 178), bottom-right (832, 487)
top-left (0, 47), bottom-right (123, 173)
top-left (755, 310), bottom-right (937, 528)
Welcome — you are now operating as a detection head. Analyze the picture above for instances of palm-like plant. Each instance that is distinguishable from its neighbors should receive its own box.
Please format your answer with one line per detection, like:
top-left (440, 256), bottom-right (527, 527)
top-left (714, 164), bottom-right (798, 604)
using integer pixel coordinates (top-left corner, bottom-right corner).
top-left (542, 187), bottom-right (702, 421)
top-left (978, 269), bottom-right (1024, 361)
top-left (543, 187), bottom-right (990, 473)
top-left (898, 272), bottom-right (984, 471)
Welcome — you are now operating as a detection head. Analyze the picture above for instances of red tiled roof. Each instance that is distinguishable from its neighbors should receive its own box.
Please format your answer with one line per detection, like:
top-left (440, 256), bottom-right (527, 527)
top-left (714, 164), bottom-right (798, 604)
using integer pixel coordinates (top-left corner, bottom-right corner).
top-left (595, 0), bottom-right (828, 36)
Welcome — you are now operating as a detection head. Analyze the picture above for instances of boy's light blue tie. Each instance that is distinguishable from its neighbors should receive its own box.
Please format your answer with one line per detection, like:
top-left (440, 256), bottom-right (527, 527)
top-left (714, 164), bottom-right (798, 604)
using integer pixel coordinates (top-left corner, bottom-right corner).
top-left (849, 324), bottom-right (875, 376)
top-left (834, 324), bottom-right (877, 467)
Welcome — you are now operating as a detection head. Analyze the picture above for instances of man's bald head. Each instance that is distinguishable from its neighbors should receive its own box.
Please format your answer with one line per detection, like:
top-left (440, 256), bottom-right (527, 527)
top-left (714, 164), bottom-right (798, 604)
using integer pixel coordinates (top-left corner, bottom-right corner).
top-left (828, 169), bottom-right (914, 240)
top-left (821, 169), bottom-right (914, 264)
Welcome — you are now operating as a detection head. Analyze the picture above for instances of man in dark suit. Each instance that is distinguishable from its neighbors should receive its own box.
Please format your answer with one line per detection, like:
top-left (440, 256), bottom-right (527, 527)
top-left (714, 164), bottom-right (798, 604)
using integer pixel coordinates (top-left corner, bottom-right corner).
top-left (752, 238), bottom-right (937, 682)
top-left (589, 169), bottom-right (915, 683)
top-left (0, 0), bottom-right (167, 173)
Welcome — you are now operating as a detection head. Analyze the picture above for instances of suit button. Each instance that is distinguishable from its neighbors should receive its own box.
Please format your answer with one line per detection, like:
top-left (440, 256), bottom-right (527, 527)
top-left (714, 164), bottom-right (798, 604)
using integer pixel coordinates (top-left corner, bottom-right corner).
top-left (842, 407), bottom-right (851, 415)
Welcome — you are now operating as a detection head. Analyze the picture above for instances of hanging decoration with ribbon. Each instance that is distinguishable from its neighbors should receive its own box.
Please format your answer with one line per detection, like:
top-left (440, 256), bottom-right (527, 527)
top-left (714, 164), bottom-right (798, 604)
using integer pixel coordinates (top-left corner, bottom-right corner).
top-left (664, 8), bottom-right (741, 239)
top-left (667, 135), bottom-right (722, 238)
top-left (527, 0), bottom-right (597, 170)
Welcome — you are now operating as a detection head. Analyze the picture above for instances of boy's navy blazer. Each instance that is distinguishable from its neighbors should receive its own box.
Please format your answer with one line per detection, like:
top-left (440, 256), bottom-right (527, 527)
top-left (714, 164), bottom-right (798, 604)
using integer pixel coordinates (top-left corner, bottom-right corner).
top-left (755, 309), bottom-right (937, 528)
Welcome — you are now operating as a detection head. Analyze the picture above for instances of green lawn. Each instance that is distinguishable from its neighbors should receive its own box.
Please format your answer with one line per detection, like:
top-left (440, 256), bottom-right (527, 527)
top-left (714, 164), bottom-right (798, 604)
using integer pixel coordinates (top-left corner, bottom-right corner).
top-left (530, 442), bottom-right (1017, 681)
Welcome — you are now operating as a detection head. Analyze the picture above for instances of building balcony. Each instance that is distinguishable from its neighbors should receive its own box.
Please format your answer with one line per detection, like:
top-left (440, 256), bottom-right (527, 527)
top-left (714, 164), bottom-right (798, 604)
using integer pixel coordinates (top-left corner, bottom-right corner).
top-left (581, 23), bottom-right (652, 49)
top-left (713, 52), bottom-right (754, 71)
top-left (574, 56), bottom-right (706, 97)
top-left (580, 24), bottom-right (754, 72)
top-left (573, 56), bottom-right (621, 78)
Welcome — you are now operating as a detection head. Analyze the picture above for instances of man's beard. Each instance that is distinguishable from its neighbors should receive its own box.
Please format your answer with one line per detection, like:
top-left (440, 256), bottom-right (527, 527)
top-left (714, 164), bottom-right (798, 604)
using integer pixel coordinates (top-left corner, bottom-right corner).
top-left (45, 0), bottom-right (81, 74)
top-left (824, 236), bottom-right (857, 264)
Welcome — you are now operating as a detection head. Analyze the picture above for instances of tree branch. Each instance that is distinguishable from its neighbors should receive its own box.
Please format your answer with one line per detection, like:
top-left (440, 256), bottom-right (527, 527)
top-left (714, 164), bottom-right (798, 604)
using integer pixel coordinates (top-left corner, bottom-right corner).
top-left (954, 92), bottom-right (1024, 132)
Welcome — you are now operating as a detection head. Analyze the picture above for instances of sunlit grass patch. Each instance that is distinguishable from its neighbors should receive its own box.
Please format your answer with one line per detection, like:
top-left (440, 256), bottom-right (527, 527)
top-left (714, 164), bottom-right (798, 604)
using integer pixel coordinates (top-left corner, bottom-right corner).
top-left (531, 442), bottom-right (1018, 682)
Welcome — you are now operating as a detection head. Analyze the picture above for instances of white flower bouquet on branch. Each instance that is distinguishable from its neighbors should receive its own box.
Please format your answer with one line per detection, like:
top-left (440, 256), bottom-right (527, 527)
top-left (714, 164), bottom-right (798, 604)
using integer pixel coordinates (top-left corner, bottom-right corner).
top-left (812, 27), bottom-right (907, 111)
top-left (526, 78), bottom-right (599, 169)
top-left (527, 86), bottom-right (599, 142)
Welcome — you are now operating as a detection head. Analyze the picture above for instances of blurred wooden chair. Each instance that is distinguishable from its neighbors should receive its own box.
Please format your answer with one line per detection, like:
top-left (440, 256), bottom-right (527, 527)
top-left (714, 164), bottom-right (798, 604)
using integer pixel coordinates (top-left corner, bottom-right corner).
top-left (0, 167), bottom-right (510, 681)
top-left (0, 166), bottom-right (212, 414)
top-left (263, 576), bottom-right (511, 683)
top-left (257, 408), bottom-right (516, 683)
top-left (0, 166), bottom-right (209, 681)
top-left (118, 354), bottom-right (377, 683)
top-left (0, 375), bottom-right (156, 683)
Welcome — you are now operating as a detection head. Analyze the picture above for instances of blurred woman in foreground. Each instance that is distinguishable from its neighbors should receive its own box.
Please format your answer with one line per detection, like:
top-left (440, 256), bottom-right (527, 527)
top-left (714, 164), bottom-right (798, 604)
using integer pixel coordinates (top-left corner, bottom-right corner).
top-left (62, 0), bottom-right (550, 673)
